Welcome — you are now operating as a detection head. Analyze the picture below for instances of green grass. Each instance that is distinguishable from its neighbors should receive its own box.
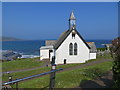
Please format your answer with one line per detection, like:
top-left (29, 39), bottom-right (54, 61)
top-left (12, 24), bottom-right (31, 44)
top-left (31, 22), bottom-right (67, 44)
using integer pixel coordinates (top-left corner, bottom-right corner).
top-left (2, 60), bottom-right (96, 82)
top-left (2, 67), bottom-right (51, 82)
top-left (2, 53), bottom-right (112, 73)
top-left (2, 54), bottom-right (112, 82)
top-left (2, 63), bottom-right (83, 82)
top-left (2, 57), bottom-right (44, 72)
top-left (15, 61), bottom-right (113, 88)
top-left (0, 61), bottom-right (2, 68)
top-left (56, 63), bottom-right (84, 69)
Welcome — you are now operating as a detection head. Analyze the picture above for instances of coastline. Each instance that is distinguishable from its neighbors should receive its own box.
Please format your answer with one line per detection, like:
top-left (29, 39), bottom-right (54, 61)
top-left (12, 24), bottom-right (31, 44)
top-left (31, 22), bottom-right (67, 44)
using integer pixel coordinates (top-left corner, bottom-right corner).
top-left (1, 39), bottom-right (111, 59)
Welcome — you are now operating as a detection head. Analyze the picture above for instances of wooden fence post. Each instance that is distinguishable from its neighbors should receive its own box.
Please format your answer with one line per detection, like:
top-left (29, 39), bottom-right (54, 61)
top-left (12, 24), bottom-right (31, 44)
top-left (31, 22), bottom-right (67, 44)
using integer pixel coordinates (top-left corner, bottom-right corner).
top-left (16, 79), bottom-right (18, 90)
top-left (49, 56), bottom-right (56, 90)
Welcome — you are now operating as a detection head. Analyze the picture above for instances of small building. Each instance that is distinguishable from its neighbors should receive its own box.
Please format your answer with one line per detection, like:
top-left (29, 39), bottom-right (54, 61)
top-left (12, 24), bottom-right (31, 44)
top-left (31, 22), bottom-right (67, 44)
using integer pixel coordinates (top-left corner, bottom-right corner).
top-left (40, 45), bottom-right (54, 61)
top-left (40, 12), bottom-right (97, 64)
top-left (87, 42), bottom-right (97, 59)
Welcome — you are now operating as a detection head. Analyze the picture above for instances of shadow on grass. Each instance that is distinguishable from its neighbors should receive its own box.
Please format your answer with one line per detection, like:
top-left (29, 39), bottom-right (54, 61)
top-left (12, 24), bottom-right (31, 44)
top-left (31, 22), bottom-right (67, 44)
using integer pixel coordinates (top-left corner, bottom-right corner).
top-left (79, 78), bottom-right (114, 89)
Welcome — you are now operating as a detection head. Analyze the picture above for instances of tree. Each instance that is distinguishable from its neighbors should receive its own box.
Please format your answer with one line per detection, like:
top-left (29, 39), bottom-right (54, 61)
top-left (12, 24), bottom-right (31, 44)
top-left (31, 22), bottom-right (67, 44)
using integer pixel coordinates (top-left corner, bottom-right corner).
top-left (111, 37), bottom-right (120, 88)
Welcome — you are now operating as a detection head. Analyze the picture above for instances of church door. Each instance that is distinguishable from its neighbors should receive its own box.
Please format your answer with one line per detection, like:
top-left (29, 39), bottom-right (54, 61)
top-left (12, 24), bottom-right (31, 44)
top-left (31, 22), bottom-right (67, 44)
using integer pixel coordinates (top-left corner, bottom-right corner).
top-left (64, 59), bottom-right (66, 64)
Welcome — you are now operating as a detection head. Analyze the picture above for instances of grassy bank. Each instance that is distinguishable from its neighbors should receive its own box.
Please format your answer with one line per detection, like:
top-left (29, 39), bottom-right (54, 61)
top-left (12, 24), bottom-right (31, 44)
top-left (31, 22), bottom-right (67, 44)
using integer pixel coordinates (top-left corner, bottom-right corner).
top-left (2, 58), bottom-right (103, 82)
top-left (2, 54), bottom-right (112, 82)
top-left (2, 63), bottom-right (84, 82)
top-left (2, 57), bottom-right (43, 72)
top-left (2, 53), bottom-right (112, 72)
top-left (15, 61), bottom-right (113, 88)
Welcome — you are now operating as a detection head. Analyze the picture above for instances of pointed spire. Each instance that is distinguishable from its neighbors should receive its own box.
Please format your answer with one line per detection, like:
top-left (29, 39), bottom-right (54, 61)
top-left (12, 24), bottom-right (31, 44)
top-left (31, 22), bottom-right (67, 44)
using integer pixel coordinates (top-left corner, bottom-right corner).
top-left (69, 11), bottom-right (76, 30)
top-left (69, 11), bottom-right (76, 20)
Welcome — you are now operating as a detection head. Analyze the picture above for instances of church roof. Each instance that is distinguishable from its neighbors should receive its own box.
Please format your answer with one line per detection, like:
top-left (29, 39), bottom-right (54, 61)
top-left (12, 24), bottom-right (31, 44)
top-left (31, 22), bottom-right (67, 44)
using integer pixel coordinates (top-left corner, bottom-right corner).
top-left (54, 30), bottom-right (70, 49)
top-left (54, 29), bottom-right (91, 49)
top-left (46, 40), bottom-right (56, 46)
top-left (86, 42), bottom-right (97, 53)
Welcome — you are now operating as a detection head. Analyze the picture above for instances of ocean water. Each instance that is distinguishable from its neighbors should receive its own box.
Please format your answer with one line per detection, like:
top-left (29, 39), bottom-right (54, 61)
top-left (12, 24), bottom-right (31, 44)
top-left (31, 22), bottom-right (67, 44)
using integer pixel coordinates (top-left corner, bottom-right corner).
top-left (2, 40), bottom-right (112, 57)
top-left (2, 40), bottom-right (45, 56)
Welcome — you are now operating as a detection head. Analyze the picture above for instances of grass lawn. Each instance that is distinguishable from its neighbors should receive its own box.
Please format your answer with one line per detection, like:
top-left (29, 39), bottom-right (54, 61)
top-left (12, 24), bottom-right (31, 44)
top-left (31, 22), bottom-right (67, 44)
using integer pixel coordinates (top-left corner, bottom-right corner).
top-left (2, 58), bottom-right (102, 82)
top-left (2, 63), bottom-right (84, 82)
top-left (2, 54), bottom-right (112, 82)
top-left (2, 54), bottom-right (112, 72)
top-left (12, 61), bottom-right (113, 88)
top-left (2, 57), bottom-right (44, 72)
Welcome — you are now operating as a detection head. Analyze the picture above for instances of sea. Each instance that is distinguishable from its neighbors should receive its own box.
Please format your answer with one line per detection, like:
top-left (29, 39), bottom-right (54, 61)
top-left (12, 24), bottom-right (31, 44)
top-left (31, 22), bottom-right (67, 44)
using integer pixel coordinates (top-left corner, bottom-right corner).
top-left (2, 40), bottom-right (112, 58)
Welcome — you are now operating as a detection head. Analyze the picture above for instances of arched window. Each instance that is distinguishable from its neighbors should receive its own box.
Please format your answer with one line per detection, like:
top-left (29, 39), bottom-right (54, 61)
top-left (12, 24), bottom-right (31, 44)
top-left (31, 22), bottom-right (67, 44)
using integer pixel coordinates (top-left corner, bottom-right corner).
top-left (74, 43), bottom-right (77, 55)
top-left (69, 43), bottom-right (73, 55)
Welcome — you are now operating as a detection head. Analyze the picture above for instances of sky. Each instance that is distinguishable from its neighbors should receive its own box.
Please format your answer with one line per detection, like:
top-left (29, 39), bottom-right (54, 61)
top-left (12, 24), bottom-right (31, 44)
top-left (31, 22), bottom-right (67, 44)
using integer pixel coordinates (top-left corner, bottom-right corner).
top-left (2, 2), bottom-right (118, 40)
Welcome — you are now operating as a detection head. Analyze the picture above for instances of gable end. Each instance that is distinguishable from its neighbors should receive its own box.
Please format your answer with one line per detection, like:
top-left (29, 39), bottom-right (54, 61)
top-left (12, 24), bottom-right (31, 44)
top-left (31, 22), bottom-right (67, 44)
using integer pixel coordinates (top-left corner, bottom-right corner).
top-left (54, 29), bottom-right (91, 50)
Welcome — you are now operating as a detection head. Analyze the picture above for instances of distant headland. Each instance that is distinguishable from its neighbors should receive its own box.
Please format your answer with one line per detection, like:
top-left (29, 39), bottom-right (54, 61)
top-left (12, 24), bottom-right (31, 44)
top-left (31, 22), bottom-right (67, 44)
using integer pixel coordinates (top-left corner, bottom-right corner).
top-left (0, 36), bottom-right (21, 41)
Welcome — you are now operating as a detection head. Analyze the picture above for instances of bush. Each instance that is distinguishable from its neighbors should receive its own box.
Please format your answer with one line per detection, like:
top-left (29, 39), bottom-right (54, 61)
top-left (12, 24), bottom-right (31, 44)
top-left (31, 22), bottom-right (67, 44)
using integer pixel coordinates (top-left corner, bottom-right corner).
top-left (111, 37), bottom-right (120, 88)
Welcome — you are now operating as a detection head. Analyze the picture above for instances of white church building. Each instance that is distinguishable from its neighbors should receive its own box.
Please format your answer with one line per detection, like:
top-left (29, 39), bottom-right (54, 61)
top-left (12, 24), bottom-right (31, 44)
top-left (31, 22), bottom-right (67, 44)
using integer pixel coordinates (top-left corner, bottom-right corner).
top-left (40, 12), bottom-right (97, 65)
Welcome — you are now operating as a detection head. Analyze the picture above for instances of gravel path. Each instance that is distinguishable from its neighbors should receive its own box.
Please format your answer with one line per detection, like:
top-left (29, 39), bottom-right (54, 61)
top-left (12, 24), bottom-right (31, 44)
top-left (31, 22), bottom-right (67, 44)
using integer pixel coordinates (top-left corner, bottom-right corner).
top-left (60, 58), bottom-right (113, 72)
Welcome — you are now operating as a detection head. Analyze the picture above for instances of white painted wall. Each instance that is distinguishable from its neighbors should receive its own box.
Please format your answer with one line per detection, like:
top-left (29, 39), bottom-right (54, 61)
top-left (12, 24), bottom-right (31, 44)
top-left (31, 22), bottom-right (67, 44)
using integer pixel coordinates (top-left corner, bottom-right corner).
top-left (40, 48), bottom-right (55, 61)
top-left (55, 30), bottom-right (90, 64)
top-left (50, 50), bottom-right (55, 62)
top-left (40, 49), bottom-right (49, 60)
top-left (89, 53), bottom-right (96, 59)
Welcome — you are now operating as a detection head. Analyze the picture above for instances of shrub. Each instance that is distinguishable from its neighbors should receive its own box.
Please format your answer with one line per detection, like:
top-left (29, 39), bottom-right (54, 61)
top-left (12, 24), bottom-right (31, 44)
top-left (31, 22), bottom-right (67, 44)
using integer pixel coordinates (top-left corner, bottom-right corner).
top-left (111, 37), bottom-right (120, 88)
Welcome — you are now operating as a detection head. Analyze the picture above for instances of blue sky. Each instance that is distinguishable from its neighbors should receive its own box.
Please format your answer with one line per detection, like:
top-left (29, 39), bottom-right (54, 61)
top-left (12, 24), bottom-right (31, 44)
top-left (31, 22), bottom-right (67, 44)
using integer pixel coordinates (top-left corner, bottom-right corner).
top-left (2, 2), bottom-right (118, 40)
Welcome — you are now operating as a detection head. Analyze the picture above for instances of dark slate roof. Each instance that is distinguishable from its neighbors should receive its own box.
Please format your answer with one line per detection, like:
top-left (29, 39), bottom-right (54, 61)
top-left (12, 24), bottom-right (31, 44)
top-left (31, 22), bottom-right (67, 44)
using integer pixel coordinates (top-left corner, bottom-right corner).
top-left (86, 42), bottom-right (97, 53)
top-left (54, 29), bottom-right (91, 49)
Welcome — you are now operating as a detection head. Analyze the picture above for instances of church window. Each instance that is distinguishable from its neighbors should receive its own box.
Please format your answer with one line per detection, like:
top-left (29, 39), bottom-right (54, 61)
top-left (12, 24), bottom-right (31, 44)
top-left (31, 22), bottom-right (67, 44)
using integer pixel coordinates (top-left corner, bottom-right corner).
top-left (69, 43), bottom-right (73, 55)
top-left (74, 43), bottom-right (77, 55)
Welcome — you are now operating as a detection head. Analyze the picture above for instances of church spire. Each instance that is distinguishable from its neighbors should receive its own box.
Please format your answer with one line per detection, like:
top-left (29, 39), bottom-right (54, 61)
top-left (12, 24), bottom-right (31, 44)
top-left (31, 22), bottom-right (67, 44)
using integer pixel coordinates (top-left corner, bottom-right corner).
top-left (69, 11), bottom-right (76, 30)
top-left (69, 11), bottom-right (76, 20)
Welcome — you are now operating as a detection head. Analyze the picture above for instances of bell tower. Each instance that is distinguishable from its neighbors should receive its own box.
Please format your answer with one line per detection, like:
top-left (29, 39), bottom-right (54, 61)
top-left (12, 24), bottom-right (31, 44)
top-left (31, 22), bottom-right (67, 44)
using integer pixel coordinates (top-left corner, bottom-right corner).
top-left (69, 11), bottom-right (76, 30)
